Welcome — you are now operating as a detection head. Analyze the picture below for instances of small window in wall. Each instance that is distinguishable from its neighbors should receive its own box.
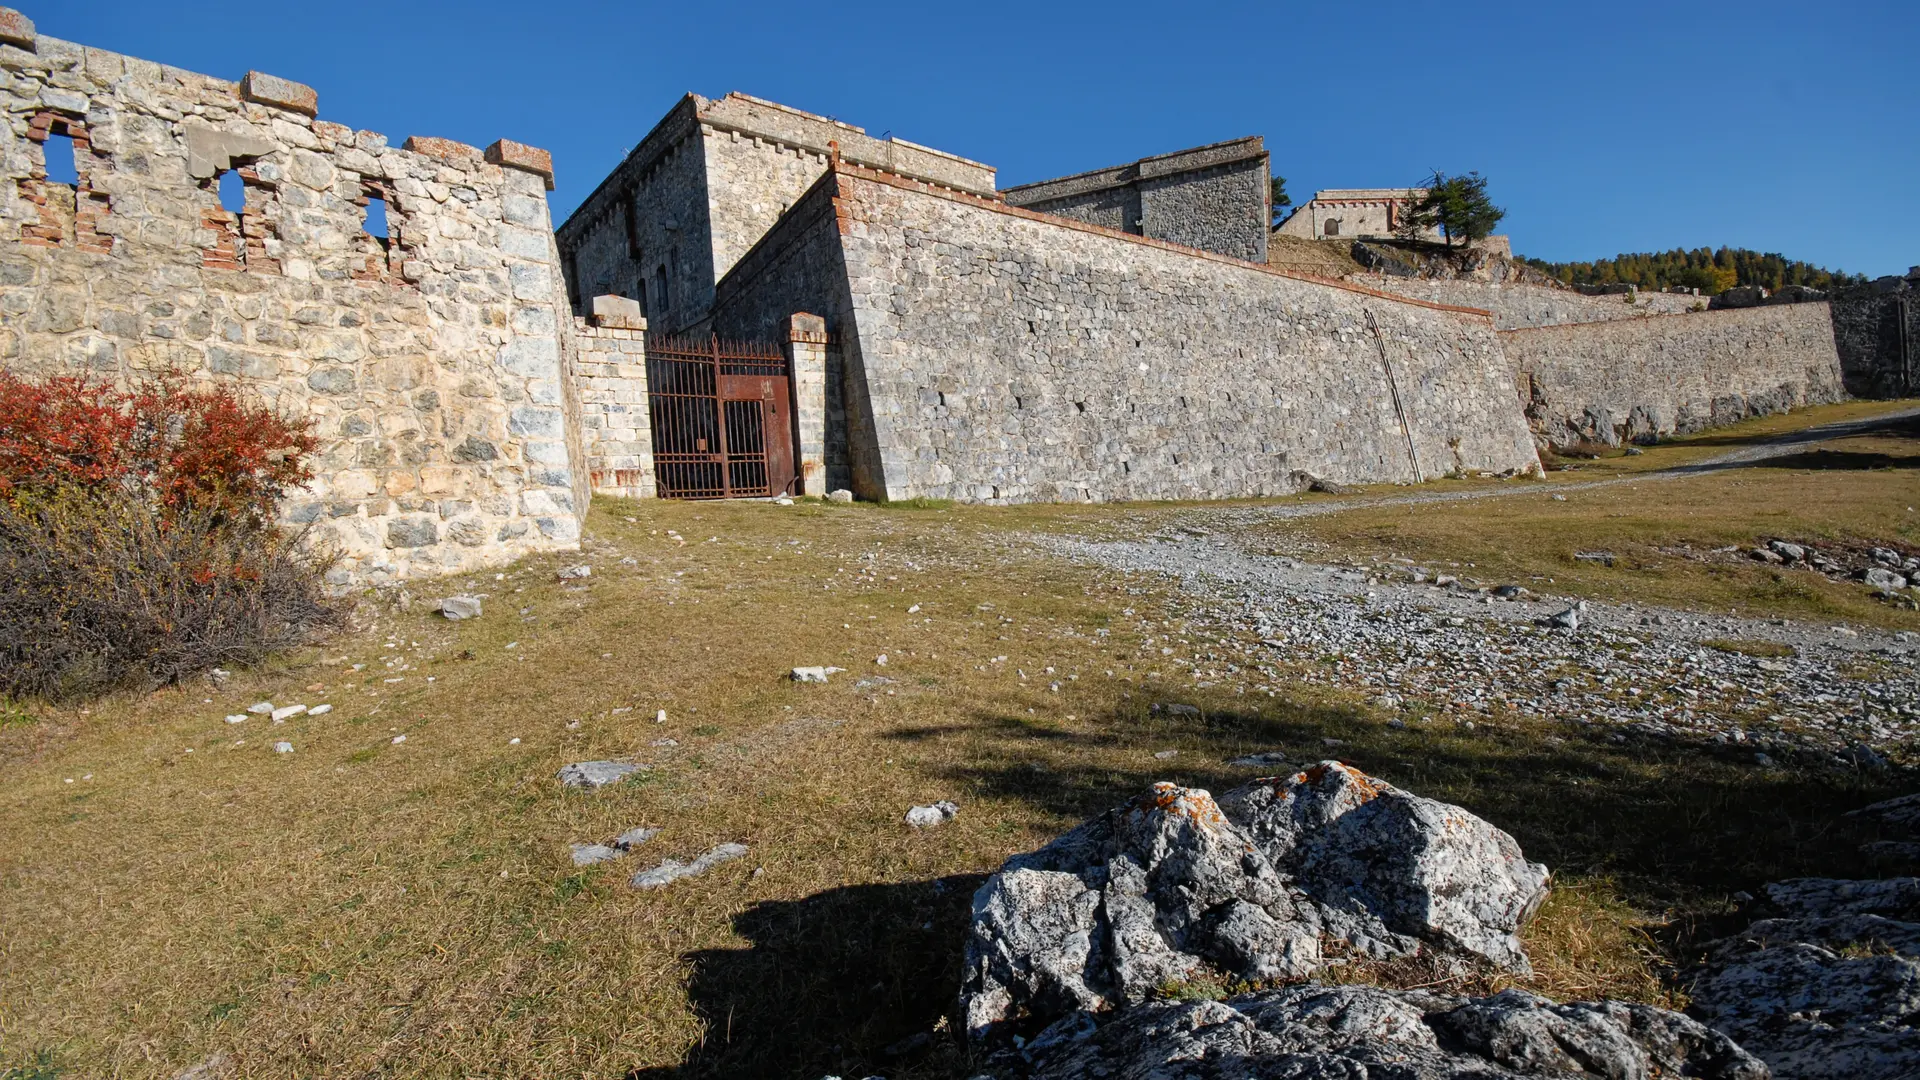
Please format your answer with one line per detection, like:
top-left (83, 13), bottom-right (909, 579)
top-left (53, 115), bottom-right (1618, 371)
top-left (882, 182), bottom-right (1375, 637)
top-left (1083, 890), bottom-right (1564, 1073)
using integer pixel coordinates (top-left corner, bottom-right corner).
top-left (363, 193), bottom-right (389, 245)
top-left (655, 265), bottom-right (669, 310)
top-left (1323, 218), bottom-right (1341, 237)
top-left (42, 130), bottom-right (78, 187)
top-left (217, 170), bottom-right (245, 213)
top-left (637, 278), bottom-right (649, 314)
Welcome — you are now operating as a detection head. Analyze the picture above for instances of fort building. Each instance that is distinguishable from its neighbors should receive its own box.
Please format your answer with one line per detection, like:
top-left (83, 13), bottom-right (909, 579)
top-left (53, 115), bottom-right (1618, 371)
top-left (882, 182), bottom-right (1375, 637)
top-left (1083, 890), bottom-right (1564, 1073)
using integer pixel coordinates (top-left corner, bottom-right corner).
top-left (0, 4), bottom-right (1857, 586)
top-left (1000, 136), bottom-right (1270, 263)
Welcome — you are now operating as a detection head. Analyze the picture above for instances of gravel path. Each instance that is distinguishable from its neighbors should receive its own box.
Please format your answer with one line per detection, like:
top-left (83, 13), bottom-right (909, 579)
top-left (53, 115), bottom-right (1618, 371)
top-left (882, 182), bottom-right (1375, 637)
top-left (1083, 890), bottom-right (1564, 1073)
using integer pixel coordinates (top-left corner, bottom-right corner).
top-left (1028, 411), bottom-right (1920, 765)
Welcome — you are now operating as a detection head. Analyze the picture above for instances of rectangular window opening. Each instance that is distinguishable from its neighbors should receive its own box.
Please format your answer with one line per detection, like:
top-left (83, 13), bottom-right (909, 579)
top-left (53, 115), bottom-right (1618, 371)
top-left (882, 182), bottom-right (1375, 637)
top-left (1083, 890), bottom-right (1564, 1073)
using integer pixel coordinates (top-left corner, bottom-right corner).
top-left (363, 195), bottom-right (390, 246)
top-left (42, 131), bottom-right (79, 187)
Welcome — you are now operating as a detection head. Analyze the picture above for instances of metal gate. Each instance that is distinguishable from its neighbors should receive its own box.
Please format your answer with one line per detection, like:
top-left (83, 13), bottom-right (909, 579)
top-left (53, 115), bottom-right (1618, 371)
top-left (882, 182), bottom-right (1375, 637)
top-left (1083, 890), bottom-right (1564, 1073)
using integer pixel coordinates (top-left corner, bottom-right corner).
top-left (646, 335), bottom-right (796, 499)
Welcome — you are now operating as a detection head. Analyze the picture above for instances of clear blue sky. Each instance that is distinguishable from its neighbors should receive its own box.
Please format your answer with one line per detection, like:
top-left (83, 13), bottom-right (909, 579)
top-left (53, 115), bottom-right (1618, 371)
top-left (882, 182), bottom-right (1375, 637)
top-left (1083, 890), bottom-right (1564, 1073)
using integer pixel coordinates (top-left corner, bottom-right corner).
top-left (47, 1), bottom-right (1919, 277)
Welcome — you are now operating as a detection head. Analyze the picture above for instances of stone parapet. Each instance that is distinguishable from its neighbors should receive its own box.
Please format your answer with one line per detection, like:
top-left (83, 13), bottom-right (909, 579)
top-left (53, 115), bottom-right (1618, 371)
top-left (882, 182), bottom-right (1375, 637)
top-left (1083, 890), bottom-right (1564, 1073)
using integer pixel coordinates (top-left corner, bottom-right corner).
top-left (573, 304), bottom-right (655, 499)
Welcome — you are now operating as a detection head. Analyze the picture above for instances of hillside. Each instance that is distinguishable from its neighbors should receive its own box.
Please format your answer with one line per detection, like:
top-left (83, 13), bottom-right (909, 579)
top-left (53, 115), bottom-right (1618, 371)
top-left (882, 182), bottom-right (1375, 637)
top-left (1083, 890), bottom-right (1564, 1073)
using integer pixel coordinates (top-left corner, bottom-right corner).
top-left (1524, 247), bottom-right (1866, 293)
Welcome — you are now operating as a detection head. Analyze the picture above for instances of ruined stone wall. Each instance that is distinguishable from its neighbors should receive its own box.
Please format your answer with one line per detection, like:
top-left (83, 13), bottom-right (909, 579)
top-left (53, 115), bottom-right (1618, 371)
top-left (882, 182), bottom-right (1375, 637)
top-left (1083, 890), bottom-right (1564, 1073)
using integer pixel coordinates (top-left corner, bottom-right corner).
top-left (1004, 138), bottom-right (1269, 262)
top-left (0, 18), bottom-right (584, 586)
top-left (1360, 276), bottom-right (1705, 329)
top-left (732, 167), bottom-right (1539, 503)
top-left (1501, 302), bottom-right (1847, 448)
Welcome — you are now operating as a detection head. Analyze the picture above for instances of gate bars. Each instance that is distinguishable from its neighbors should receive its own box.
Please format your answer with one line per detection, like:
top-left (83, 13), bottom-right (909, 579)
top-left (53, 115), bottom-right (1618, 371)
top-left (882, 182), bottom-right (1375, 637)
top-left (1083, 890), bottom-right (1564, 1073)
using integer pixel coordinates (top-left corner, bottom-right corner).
top-left (646, 335), bottom-right (795, 499)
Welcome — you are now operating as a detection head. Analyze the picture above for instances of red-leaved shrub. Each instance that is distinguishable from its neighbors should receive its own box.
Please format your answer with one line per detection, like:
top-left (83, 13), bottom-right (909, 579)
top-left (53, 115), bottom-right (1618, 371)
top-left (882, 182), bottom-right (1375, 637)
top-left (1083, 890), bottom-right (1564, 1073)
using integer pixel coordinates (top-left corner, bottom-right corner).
top-left (0, 371), bottom-right (317, 520)
top-left (0, 371), bottom-right (340, 700)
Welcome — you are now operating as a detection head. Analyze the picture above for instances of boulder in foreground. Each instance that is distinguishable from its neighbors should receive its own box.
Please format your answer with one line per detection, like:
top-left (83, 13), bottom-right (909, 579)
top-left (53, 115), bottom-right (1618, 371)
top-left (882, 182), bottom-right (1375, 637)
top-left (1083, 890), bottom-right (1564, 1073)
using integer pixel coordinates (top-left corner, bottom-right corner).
top-left (961, 762), bottom-right (1550, 1044)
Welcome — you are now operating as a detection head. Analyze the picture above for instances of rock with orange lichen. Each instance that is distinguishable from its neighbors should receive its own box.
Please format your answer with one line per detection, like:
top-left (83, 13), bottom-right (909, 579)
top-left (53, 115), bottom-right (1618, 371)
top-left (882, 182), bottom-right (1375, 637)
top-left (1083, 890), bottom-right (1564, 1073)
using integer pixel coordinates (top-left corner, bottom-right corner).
top-left (961, 763), bottom-right (1551, 1048)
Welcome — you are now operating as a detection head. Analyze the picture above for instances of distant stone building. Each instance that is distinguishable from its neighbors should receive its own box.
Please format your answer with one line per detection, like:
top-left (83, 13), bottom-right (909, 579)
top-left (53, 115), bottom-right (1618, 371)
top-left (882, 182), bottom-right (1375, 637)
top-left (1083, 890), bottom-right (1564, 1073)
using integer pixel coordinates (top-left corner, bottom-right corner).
top-left (1275, 188), bottom-right (1426, 241)
top-left (1000, 137), bottom-right (1269, 263)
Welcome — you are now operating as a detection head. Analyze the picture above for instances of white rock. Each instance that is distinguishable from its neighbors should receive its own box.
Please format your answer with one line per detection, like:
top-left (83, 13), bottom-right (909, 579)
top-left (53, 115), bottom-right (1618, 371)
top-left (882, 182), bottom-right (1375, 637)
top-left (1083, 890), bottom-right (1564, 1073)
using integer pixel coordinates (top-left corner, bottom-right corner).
top-left (630, 842), bottom-right (749, 889)
top-left (906, 800), bottom-right (960, 827)
top-left (556, 760), bottom-right (644, 789)
top-left (439, 595), bottom-right (483, 620)
top-left (271, 704), bottom-right (307, 722)
top-left (273, 742), bottom-right (293, 753)
top-left (308, 704), bottom-right (332, 716)
top-left (224, 715), bottom-right (247, 724)
top-left (248, 701), bottom-right (274, 715)
top-left (826, 489), bottom-right (854, 504)
top-left (557, 565), bottom-right (592, 581)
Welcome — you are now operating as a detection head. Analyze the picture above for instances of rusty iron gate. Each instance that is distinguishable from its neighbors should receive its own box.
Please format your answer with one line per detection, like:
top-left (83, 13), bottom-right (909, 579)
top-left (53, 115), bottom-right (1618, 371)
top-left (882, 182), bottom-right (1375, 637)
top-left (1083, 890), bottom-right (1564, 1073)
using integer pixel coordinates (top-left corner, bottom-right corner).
top-left (646, 335), bottom-right (796, 499)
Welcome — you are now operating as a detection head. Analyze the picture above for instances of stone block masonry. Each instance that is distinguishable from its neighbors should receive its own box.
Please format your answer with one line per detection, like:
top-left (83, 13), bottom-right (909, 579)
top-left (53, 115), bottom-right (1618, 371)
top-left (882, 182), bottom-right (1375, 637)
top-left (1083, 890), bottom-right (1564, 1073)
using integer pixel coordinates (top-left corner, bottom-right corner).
top-left (712, 164), bottom-right (1542, 503)
top-left (0, 11), bottom-right (588, 586)
top-left (1502, 303), bottom-right (1846, 449)
top-left (1004, 137), bottom-right (1271, 263)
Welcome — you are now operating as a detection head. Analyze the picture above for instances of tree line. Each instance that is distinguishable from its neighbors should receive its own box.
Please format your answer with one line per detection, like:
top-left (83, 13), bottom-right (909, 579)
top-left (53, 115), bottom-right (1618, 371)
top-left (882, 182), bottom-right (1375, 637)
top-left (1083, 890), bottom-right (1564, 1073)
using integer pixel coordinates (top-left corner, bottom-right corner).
top-left (1521, 247), bottom-right (1866, 294)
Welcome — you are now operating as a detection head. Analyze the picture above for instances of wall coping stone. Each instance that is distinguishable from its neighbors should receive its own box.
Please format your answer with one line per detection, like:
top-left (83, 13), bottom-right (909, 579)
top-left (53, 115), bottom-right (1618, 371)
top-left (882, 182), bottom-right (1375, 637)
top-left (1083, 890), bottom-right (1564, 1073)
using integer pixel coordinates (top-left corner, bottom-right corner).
top-left (1495, 300), bottom-right (1833, 338)
top-left (0, 7), bottom-right (32, 50)
top-left (402, 135), bottom-right (482, 162)
top-left (589, 294), bottom-right (646, 330)
top-left (485, 139), bottom-right (555, 189)
top-left (239, 71), bottom-right (317, 117)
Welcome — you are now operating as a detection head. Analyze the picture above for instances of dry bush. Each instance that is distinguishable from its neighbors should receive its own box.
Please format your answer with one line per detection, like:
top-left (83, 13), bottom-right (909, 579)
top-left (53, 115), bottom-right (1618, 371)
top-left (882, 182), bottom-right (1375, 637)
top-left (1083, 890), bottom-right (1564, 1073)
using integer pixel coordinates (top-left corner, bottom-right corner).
top-left (0, 488), bottom-right (340, 700)
top-left (0, 371), bottom-right (339, 700)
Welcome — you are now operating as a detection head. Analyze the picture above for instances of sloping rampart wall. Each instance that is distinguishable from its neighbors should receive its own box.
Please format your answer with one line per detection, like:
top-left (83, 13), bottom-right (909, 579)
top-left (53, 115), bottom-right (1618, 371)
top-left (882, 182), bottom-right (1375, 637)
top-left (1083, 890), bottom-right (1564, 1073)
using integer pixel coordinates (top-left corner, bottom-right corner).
top-left (1501, 303), bottom-right (1847, 448)
top-left (712, 166), bottom-right (1541, 503)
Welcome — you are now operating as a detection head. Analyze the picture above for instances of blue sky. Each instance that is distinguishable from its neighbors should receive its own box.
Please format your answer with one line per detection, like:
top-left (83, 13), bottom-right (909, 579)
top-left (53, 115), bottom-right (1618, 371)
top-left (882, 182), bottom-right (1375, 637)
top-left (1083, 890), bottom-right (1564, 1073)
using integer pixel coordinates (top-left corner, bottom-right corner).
top-left (49, 1), bottom-right (1919, 276)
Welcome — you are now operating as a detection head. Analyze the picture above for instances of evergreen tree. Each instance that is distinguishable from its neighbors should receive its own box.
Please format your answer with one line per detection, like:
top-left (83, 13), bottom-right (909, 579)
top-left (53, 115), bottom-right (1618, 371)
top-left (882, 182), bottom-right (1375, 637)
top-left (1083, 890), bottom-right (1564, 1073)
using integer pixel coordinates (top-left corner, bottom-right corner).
top-left (1406, 171), bottom-right (1506, 247)
top-left (1270, 175), bottom-right (1292, 226)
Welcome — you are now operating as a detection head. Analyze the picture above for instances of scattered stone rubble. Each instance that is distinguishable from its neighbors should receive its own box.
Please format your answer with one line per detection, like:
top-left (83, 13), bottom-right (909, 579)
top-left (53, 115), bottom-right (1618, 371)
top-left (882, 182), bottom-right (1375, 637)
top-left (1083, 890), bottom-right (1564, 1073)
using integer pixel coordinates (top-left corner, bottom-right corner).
top-left (960, 762), bottom-right (1549, 1045)
top-left (906, 801), bottom-right (959, 827)
top-left (1750, 539), bottom-right (1920, 597)
top-left (1038, 515), bottom-right (1920, 760)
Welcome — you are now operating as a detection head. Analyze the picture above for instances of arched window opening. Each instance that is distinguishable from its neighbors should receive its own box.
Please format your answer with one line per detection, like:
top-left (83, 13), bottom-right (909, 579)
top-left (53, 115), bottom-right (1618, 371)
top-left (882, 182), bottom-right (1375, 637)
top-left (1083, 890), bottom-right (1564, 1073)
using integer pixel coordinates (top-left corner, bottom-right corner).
top-left (1323, 218), bottom-right (1341, 237)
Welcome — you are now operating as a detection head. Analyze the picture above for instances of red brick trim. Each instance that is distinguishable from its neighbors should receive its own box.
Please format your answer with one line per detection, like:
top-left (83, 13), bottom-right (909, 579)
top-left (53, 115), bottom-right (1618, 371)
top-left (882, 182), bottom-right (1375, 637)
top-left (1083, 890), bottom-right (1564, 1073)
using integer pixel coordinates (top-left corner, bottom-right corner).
top-left (828, 162), bottom-right (1495, 321)
top-left (20, 110), bottom-right (113, 255)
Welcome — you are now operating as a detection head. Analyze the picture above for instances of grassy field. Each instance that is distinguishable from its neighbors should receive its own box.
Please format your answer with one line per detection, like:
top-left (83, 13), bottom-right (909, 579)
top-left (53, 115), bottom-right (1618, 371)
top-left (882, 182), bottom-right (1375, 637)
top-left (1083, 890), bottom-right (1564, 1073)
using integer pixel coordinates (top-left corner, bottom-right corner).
top-left (1, 402), bottom-right (1916, 1079)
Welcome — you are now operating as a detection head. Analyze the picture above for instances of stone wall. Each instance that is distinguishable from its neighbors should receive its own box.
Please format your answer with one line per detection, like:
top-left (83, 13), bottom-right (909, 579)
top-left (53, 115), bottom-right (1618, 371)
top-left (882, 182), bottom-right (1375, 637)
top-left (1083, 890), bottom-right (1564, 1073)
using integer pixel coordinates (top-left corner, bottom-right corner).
top-left (1004, 137), bottom-right (1269, 262)
top-left (573, 296), bottom-right (653, 499)
top-left (713, 164), bottom-right (1541, 503)
top-left (1361, 276), bottom-right (1705, 329)
top-left (1501, 303), bottom-right (1847, 448)
top-left (0, 15), bottom-right (585, 586)
top-left (1829, 272), bottom-right (1919, 398)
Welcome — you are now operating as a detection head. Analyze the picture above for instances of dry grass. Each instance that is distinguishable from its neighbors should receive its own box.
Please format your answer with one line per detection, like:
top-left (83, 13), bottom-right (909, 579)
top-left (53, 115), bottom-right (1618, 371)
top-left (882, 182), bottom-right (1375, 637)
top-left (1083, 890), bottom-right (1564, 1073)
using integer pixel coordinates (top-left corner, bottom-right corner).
top-left (1269, 408), bottom-right (1920, 630)
top-left (1, 406), bottom-right (1915, 1077)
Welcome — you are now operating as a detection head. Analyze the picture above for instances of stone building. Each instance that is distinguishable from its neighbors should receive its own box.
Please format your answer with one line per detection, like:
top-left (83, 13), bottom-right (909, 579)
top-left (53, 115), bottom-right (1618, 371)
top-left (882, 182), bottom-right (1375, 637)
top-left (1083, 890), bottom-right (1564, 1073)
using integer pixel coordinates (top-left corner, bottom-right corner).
top-left (556, 93), bottom-right (996, 335)
top-left (1000, 137), bottom-right (1270, 263)
top-left (1829, 269), bottom-right (1920, 398)
top-left (1276, 188), bottom-right (1429, 241)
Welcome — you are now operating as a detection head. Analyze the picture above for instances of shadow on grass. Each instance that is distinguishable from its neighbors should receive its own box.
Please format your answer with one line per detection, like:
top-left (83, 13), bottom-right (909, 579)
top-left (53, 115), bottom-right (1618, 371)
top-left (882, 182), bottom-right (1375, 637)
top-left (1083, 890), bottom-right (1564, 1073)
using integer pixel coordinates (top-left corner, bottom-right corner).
top-left (638, 695), bottom-right (1911, 1079)
top-left (626, 875), bottom-right (984, 1080)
